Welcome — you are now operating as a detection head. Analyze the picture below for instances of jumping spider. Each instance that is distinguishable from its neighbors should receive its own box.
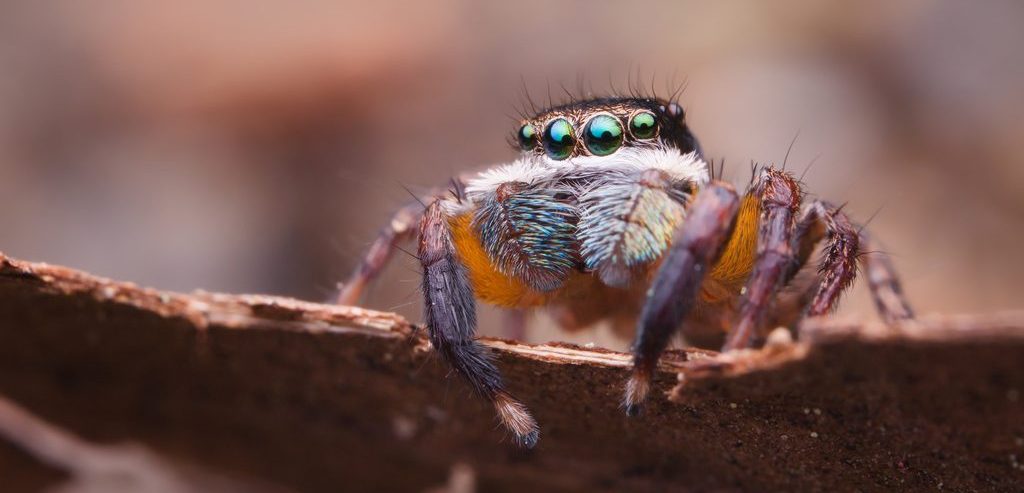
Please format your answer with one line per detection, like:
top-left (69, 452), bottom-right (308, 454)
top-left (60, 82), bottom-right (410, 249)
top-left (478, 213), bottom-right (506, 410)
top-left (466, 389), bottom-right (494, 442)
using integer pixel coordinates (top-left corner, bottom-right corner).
top-left (338, 94), bottom-right (913, 448)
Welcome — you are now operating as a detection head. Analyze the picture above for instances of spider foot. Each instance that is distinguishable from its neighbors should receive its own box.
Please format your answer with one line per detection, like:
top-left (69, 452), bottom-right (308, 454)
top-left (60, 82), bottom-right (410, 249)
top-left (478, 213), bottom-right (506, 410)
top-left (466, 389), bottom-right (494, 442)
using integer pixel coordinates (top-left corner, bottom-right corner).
top-left (622, 370), bottom-right (652, 417)
top-left (494, 393), bottom-right (540, 449)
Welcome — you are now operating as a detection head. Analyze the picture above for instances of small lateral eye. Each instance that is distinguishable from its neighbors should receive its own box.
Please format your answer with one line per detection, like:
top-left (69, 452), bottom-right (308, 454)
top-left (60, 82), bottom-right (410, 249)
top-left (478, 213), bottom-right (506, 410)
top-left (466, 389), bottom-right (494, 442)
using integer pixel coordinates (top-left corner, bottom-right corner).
top-left (583, 114), bottom-right (623, 156)
top-left (667, 102), bottom-right (685, 119)
top-left (629, 111), bottom-right (658, 140)
top-left (517, 123), bottom-right (538, 150)
top-left (543, 118), bottom-right (575, 160)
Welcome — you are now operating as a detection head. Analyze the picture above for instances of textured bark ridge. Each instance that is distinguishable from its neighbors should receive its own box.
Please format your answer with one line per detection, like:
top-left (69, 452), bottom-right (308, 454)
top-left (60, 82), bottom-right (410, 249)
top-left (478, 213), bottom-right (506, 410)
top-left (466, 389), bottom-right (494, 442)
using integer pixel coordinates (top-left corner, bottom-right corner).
top-left (0, 252), bottom-right (1021, 492)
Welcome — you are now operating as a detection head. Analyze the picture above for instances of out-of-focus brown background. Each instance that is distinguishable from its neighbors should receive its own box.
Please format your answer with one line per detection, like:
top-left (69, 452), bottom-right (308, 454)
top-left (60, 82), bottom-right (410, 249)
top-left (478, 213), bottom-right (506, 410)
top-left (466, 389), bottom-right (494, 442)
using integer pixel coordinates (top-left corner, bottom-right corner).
top-left (1, 1), bottom-right (1021, 348)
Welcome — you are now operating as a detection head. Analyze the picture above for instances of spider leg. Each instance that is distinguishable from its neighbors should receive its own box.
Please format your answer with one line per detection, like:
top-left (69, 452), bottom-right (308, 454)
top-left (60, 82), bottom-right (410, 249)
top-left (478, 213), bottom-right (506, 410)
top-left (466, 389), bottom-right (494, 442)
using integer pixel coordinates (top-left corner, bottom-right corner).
top-left (756, 212), bottom-right (825, 330)
top-left (338, 179), bottom-right (468, 306)
top-left (419, 199), bottom-right (539, 447)
top-left (337, 201), bottom-right (423, 305)
top-left (802, 201), bottom-right (862, 317)
top-left (761, 200), bottom-right (915, 330)
top-left (858, 231), bottom-right (915, 323)
top-left (722, 168), bottom-right (803, 351)
top-left (789, 200), bottom-right (914, 321)
top-left (624, 183), bottom-right (741, 415)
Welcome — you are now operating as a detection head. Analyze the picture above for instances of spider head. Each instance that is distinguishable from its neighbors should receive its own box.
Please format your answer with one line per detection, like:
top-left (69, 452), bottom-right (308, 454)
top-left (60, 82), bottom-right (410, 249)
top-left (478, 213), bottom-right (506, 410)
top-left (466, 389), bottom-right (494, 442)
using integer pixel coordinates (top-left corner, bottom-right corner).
top-left (514, 97), bottom-right (701, 161)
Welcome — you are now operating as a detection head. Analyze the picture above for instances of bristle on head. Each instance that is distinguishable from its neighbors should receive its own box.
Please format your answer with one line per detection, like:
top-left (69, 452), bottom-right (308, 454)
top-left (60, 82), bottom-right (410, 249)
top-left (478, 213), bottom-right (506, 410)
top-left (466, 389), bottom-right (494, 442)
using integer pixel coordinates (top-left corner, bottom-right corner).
top-left (494, 392), bottom-right (540, 448)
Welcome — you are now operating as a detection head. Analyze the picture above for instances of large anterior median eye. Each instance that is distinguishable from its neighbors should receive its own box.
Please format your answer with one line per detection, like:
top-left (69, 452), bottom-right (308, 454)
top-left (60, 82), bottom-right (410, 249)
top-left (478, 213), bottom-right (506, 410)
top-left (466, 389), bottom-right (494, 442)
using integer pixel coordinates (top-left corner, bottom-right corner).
top-left (583, 114), bottom-right (624, 156)
top-left (517, 123), bottom-right (538, 150)
top-left (629, 110), bottom-right (658, 140)
top-left (543, 118), bottom-right (575, 160)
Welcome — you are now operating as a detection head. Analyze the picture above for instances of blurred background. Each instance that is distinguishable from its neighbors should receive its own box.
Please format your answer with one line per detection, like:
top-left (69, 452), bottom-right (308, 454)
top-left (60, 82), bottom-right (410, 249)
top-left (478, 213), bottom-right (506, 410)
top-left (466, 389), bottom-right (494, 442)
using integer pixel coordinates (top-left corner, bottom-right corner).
top-left (1, 1), bottom-right (1021, 349)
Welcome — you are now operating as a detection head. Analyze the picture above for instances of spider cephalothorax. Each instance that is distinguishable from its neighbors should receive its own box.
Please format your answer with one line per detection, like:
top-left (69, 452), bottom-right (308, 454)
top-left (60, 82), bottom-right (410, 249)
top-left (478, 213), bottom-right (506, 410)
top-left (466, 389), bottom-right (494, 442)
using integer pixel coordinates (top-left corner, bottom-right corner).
top-left (466, 97), bottom-right (708, 292)
top-left (514, 97), bottom-right (700, 159)
top-left (338, 94), bottom-right (914, 448)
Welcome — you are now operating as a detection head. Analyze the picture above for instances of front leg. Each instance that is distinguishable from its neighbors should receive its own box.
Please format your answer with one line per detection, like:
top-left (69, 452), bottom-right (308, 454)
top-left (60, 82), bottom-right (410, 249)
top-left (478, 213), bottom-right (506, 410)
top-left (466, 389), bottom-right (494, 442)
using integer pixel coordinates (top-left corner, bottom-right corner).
top-left (419, 200), bottom-right (539, 447)
top-left (624, 183), bottom-right (740, 415)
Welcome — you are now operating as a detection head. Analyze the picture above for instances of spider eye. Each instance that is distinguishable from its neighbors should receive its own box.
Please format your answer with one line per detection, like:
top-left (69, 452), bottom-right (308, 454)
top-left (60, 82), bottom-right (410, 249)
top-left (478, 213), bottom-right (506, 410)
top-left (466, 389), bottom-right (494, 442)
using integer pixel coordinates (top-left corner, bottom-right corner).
top-left (583, 114), bottom-right (623, 156)
top-left (629, 111), bottom-right (658, 140)
top-left (517, 123), bottom-right (538, 150)
top-left (543, 118), bottom-right (575, 160)
top-left (667, 102), bottom-right (685, 119)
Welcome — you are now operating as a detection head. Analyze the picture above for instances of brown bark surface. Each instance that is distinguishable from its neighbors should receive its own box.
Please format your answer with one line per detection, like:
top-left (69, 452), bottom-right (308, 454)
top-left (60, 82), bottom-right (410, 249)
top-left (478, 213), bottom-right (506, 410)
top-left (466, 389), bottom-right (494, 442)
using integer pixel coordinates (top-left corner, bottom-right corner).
top-left (0, 252), bottom-right (1021, 492)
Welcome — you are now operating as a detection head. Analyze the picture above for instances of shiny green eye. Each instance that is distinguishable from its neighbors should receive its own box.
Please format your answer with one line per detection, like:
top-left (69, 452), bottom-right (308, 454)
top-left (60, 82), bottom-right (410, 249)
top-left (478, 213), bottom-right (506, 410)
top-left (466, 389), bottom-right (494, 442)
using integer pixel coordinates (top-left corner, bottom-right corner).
top-left (543, 118), bottom-right (575, 160)
top-left (629, 111), bottom-right (658, 139)
top-left (517, 123), bottom-right (538, 150)
top-left (583, 114), bottom-right (623, 156)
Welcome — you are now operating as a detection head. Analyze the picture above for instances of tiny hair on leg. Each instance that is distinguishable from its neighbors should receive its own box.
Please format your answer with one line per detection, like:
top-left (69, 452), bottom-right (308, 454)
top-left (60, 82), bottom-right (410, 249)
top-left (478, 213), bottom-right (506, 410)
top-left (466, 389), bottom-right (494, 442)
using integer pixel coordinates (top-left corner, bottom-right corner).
top-left (624, 183), bottom-right (740, 415)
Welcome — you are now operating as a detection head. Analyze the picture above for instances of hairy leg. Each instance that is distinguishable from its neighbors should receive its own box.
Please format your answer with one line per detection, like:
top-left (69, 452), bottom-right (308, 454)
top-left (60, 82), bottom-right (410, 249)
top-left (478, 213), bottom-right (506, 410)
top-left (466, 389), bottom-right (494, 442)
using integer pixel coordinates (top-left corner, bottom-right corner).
top-left (754, 192), bottom-right (828, 336)
top-left (338, 179), bottom-right (469, 306)
top-left (337, 201), bottom-right (423, 305)
top-left (722, 168), bottom-right (803, 351)
top-left (802, 201), bottom-right (862, 316)
top-left (762, 201), bottom-right (915, 330)
top-left (624, 183), bottom-right (740, 415)
top-left (858, 231), bottom-right (915, 323)
top-left (419, 200), bottom-right (538, 447)
top-left (792, 200), bottom-right (915, 321)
